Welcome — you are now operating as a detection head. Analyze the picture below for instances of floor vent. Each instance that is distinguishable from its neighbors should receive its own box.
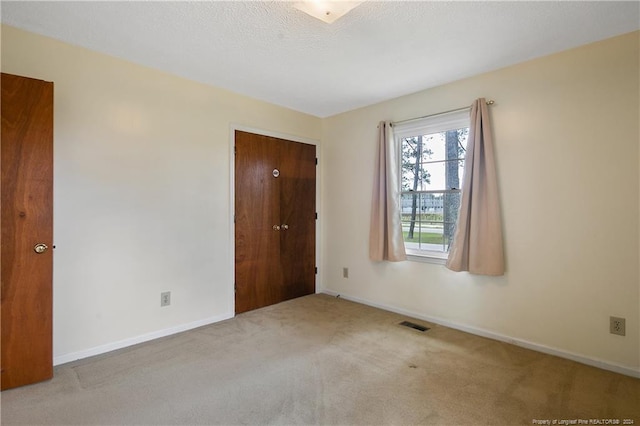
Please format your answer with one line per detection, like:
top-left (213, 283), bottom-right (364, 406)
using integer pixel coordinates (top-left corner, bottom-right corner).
top-left (399, 321), bottom-right (430, 332)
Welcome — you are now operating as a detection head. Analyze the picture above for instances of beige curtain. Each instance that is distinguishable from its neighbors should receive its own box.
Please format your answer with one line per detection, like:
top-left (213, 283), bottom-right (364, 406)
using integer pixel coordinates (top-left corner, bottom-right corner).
top-left (446, 99), bottom-right (505, 275)
top-left (369, 121), bottom-right (407, 262)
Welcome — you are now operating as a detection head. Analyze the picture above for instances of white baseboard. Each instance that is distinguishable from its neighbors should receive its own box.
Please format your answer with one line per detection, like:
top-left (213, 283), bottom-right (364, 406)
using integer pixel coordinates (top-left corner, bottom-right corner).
top-left (53, 312), bottom-right (234, 366)
top-left (322, 290), bottom-right (640, 379)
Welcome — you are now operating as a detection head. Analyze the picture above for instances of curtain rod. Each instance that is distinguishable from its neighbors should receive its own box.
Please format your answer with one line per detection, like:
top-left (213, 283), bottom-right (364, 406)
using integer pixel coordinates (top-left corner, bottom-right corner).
top-left (391, 100), bottom-right (495, 126)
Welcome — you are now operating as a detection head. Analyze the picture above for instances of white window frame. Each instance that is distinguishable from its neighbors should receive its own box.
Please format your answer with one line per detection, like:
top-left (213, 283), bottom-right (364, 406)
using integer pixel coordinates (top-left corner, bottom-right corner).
top-left (394, 110), bottom-right (470, 263)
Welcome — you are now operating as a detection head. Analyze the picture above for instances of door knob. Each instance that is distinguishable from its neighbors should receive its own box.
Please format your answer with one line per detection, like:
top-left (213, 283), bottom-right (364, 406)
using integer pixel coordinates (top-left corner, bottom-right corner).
top-left (33, 243), bottom-right (48, 254)
top-left (273, 225), bottom-right (281, 231)
top-left (281, 224), bottom-right (289, 230)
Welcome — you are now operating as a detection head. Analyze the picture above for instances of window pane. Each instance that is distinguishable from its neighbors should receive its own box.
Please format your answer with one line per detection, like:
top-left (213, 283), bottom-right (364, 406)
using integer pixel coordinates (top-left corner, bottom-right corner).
top-left (421, 134), bottom-right (443, 162)
top-left (440, 159), bottom-right (463, 190)
top-left (400, 191), bottom-right (461, 254)
top-left (455, 129), bottom-right (469, 158)
top-left (442, 192), bottom-right (461, 248)
top-left (401, 166), bottom-right (430, 191)
top-left (421, 128), bottom-right (468, 162)
top-left (422, 133), bottom-right (446, 162)
top-left (401, 136), bottom-right (420, 165)
top-left (402, 128), bottom-right (468, 192)
top-left (401, 193), bottom-right (449, 221)
top-left (401, 137), bottom-right (424, 191)
top-left (421, 192), bottom-right (442, 219)
top-left (400, 192), bottom-right (419, 218)
top-left (423, 221), bottom-right (446, 252)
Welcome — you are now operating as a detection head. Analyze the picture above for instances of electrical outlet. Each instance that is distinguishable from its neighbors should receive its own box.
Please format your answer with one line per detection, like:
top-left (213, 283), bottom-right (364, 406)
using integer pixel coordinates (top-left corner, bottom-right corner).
top-left (610, 316), bottom-right (625, 336)
top-left (161, 291), bottom-right (171, 307)
top-left (343, 267), bottom-right (349, 278)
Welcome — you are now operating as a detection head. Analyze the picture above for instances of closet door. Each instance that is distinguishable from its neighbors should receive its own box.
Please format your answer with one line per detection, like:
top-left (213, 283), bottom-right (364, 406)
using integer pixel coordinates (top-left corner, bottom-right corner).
top-left (235, 133), bottom-right (283, 313)
top-left (278, 139), bottom-right (316, 301)
top-left (234, 131), bottom-right (315, 314)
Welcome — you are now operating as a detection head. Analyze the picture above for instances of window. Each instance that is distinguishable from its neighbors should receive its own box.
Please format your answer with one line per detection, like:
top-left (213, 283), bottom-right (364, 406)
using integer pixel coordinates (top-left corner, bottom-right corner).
top-left (394, 110), bottom-right (470, 261)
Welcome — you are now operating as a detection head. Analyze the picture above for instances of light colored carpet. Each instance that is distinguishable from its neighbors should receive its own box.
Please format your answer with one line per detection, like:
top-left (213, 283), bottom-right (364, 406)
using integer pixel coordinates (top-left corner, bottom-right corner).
top-left (1, 294), bottom-right (638, 425)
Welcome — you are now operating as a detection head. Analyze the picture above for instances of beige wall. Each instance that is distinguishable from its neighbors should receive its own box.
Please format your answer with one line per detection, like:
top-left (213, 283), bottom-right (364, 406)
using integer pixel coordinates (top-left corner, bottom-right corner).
top-left (1, 25), bottom-right (321, 362)
top-left (321, 31), bottom-right (639, 374)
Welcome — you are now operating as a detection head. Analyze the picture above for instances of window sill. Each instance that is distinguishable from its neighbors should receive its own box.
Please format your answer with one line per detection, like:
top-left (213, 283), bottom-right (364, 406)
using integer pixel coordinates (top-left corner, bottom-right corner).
top-left (406, 250), bottom-right (448, 265)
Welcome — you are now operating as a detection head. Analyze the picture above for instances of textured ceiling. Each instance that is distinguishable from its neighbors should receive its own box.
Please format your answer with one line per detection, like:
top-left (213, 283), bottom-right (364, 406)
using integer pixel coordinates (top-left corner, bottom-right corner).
top-left (1, 1), bottom-right (639, 117)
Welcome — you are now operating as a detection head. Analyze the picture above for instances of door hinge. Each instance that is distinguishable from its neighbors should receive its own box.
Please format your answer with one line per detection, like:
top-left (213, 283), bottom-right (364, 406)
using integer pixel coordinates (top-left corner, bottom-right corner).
top-left (315, 212), bottom-right (318, 220)
top-left (234, 146), bottom-right (237, 155)
top-left (315, 267), bottom-right (318, 275)
top-left (315, 158), bottom-right (318, 165)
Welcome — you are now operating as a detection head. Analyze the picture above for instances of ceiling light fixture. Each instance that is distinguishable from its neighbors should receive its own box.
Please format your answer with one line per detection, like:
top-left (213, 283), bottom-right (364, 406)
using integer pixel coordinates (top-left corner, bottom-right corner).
top-left (293, 1), bottom-right (365, 24)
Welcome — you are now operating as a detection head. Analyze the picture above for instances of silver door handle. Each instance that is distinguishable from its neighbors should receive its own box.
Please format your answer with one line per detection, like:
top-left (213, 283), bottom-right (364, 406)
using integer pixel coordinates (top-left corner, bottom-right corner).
top-left (273, 225), bottom-right (281, 231)
top-left (33, 243), bottom-right (48, 254)
top-left (281, 224), bottom-right (289, 230)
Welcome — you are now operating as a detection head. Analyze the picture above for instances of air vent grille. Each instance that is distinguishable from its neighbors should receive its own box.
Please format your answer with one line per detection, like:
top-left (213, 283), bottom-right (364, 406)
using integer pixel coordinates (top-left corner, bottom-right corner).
top-left (399, 321), bottom-right (429, 332)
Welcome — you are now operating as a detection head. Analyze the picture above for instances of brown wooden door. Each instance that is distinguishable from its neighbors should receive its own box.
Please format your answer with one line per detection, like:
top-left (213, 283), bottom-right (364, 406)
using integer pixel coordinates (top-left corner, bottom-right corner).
top-left (278, 140), bottom-right (316, 301)
top-left (1, 73), bottom-right (54, 390)
top-left (235, 131), bottom-right (315, 314)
